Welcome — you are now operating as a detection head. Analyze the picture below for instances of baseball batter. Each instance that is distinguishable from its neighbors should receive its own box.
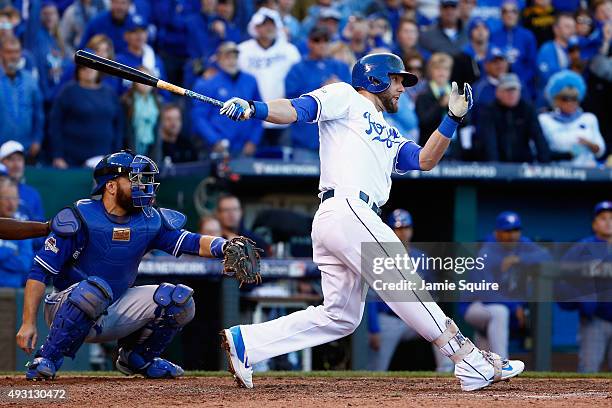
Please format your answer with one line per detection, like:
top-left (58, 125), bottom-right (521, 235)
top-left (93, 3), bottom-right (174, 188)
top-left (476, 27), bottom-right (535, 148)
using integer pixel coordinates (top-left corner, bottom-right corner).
top-left (218, 53), bottom-right (524, 391)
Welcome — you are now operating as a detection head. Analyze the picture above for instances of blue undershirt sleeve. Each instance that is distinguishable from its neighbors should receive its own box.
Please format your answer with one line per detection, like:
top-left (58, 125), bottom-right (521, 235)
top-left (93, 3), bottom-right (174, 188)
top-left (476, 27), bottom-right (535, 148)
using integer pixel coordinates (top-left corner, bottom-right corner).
top-left (394, 141), bottom-right (423, 174)
top-left (290, 95), bottom-right (318, 123)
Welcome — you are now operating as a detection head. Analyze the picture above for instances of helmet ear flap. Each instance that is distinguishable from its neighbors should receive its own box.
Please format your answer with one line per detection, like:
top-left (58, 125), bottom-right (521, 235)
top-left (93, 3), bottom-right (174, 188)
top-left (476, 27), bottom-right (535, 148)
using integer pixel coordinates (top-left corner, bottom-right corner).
top-left (368, 76), bottom-right (382, 86)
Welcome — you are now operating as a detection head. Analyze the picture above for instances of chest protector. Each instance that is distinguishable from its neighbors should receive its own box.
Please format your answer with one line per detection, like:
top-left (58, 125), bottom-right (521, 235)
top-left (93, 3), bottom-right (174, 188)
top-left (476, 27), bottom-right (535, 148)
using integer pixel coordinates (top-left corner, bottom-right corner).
top-left (69, 199), bottom-right (161, 298)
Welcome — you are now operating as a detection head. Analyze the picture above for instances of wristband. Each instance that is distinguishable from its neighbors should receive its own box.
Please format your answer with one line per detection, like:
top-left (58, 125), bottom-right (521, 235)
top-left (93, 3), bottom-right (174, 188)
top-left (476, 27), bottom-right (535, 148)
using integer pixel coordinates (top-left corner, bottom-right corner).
top-left (437, 114), bottom-right (459, 139)
top-left (209, 236), bottom-right (227, 259)
top-left (249, 100), bottom-right (269, 120)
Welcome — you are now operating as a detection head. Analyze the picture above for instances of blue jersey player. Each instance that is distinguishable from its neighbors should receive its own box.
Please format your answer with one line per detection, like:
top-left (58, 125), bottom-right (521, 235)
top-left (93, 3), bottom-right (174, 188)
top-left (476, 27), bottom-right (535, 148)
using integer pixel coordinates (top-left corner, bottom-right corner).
top-left (16, 151), bottom-right (236, 380)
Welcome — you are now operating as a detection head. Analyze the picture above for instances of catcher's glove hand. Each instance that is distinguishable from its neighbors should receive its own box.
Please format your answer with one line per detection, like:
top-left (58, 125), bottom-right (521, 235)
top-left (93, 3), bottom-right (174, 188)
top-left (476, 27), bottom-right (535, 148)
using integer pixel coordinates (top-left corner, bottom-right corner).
top-left (223, 236), bottom-right (263, 287)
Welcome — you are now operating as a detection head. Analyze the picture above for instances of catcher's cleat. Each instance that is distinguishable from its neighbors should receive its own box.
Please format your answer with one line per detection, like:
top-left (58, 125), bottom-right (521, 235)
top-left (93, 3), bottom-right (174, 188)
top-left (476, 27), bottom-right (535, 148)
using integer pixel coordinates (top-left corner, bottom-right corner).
top-left (25, 357), bottom-right (58, 381)
top-left (220, 326), bottom-right (253, 388)
top-left (455, 349), bottom-right (525, 391)
top-left (115, 347), bottom-right (184, 379)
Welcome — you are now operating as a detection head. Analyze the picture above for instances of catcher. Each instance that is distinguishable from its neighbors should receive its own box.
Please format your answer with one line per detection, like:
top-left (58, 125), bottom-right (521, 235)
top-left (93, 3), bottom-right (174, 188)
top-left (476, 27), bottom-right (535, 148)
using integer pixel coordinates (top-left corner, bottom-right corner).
top-left (16, 150), bottom-right (261, 380)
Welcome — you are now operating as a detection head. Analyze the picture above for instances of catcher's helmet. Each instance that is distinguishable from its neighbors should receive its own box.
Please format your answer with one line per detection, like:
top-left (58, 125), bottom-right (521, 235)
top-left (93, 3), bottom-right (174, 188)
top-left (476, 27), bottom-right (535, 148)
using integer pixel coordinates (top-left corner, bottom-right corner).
top-left (92, 150), bottom-right (159, 215)
top-left (352, 53), bottom-right (418, 94)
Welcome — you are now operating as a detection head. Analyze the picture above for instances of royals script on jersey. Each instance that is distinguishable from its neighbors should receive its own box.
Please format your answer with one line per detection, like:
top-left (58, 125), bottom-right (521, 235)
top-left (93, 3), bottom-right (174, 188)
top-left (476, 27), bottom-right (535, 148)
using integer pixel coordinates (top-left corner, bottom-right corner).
top-left (307, 82), bottom-right (415, 206)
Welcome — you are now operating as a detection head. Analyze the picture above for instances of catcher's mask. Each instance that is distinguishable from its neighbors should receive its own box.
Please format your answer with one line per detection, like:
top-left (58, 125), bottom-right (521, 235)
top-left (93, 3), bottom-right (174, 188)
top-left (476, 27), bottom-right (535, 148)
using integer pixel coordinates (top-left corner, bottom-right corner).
top-left (92, 150), bottom-right (160, 217)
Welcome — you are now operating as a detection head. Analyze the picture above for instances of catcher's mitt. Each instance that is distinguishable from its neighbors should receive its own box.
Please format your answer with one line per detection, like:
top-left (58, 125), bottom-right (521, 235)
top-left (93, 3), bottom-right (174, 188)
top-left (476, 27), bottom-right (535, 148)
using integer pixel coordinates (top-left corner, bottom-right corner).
top-left (223, 236), bottom-right (263, 287)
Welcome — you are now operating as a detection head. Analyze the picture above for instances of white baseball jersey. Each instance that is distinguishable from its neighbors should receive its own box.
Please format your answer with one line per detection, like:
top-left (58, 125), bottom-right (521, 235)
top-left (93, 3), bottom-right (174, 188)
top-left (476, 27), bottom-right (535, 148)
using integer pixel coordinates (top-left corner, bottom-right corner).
top-left (306, 81), bottom-right (412, 207)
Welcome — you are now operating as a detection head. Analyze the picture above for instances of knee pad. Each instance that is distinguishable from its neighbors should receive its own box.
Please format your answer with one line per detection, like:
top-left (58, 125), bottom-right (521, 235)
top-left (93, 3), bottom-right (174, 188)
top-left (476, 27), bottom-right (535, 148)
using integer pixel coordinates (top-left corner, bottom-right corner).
top-left (68, 276), bottom-right (114, 319)
top-left (118, 283), bottom-right (195, 365)
top-left (153, 283), bottom-right (195, 327)
top-left (38, 277), bottom-right (113, 363)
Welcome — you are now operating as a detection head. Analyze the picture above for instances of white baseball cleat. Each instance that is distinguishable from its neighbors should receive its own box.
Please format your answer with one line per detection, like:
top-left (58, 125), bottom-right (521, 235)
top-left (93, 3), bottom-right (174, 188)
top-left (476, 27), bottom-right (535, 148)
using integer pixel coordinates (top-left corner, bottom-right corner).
top-left (220, 326), bottom-right (253, 389)
top-left (455, 348), bottom-right (525, 391)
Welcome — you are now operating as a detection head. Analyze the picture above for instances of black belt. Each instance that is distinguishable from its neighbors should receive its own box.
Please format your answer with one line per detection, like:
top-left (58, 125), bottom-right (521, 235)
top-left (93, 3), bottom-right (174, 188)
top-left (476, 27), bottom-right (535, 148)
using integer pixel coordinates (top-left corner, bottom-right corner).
top-left (321, 189), bottom-right (381, 216)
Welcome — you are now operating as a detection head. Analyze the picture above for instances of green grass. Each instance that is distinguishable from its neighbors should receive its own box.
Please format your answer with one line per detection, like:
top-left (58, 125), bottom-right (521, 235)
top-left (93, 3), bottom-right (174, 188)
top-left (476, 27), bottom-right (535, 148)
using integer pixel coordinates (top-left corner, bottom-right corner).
top-left (1, 371), bottom-right (611, 379)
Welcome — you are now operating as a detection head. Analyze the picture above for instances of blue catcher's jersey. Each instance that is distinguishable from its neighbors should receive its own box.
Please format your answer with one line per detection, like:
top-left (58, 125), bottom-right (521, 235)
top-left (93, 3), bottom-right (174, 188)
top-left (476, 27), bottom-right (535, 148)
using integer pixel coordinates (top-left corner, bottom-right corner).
top-left (32, 199), bottom-right (197, 299)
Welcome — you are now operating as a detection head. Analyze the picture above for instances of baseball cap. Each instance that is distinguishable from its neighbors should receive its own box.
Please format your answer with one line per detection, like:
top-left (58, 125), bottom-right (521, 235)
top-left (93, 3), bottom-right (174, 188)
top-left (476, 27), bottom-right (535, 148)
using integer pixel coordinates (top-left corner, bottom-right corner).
top-left (468, 17), bottom-right (488, 35)
top-left (0, 140), bottom-right (24, 160)
top-left (387, 209), bottom-right (413, 229)
top-left (309, 26), bottom-right (330, 41)
top-left (502, 0), bottom-right (520, 8)
top-left (41, 0), bottom-right (57, 9)
top-left (441, 0), bottom-right (459, 6)
top-left (125, 14), bottom-right (147, 32)
top-left (496, 211), bottom-right (522, 231)
top-left (319, 7), bottom-right (342, 21)
top-left (497, 73), bottom-right (521, 90)
top-left (247, 8), bottom-right (281, 39)
top-left (250, 11), bottom-right (276, 27)
top-left (216, 41), bottom-right (239, 54)
top-left (594, 201), bottom-right (612, 217)
top-left (485, 47), bottom-right (506, 63)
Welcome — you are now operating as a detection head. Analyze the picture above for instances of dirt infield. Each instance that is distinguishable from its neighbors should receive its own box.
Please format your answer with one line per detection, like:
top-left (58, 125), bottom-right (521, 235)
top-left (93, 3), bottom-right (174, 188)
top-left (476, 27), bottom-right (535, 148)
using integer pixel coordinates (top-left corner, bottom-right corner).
top-left (0, 375), bottom-right (610, 408)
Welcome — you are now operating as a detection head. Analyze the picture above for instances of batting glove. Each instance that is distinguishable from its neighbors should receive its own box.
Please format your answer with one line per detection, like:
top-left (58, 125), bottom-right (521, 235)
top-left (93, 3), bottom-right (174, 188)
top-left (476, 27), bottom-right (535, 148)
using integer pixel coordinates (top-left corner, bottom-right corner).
top-left (448, 82), bottom-right (473, 121)
top-left (220, 97), bottom-right (252, 121)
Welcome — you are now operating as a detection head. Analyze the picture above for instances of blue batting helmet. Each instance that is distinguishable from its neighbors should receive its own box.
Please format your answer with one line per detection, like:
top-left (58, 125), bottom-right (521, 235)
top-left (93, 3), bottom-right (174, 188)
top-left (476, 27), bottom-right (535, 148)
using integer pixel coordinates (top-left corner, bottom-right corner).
top-left (92, 150), bottom-right (159, 215)
top-left (352, 53), bottom-right (418, 94)
top-left (387, 209), bottom-right (413, 229)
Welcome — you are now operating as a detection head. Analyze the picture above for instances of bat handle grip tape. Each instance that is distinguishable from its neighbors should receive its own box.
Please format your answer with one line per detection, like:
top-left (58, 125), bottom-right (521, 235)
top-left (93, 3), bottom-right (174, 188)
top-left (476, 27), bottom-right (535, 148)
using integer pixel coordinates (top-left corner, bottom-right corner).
top-left (157, 80), bottom-right (223, 107)
top-left (184, 89), bottom-right (224, 107)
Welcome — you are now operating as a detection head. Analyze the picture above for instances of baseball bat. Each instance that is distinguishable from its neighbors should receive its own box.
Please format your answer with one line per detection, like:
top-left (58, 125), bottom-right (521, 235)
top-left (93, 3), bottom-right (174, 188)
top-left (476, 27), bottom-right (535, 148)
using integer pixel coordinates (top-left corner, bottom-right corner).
top-left (0, 218), bottom-right (50, 239)
top-left (74, 49), bottom-right (224, 107)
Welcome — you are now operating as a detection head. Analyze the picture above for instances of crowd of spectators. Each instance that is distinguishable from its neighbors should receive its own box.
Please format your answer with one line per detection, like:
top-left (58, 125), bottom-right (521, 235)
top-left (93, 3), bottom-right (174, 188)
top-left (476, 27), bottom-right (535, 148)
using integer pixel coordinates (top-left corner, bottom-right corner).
top-left (2, 0), bottom-right (612, 168)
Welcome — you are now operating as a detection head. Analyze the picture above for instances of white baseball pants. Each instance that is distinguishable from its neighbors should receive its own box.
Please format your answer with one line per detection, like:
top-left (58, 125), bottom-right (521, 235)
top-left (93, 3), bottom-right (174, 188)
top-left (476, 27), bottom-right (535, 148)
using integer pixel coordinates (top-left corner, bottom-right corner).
top-left (240, 196), bottom-right (454, 364)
